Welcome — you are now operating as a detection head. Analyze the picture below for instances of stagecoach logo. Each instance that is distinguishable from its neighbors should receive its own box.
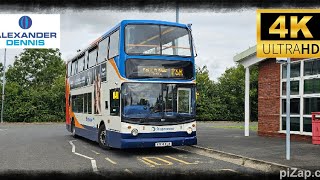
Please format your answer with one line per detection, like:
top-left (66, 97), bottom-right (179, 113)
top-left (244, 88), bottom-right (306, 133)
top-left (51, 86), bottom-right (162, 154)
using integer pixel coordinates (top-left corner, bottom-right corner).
top-left (152, 127), bottom-right (175, 131)
top-left (86, 117), bottom-right (94, 122)
top-left (0, 14), bottom-right (60, 48)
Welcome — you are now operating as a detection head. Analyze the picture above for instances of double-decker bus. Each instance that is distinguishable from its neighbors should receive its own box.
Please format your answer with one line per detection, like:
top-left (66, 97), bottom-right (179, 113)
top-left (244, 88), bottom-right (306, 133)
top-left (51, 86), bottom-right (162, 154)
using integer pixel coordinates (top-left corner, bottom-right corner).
top-left (65, 20), bottom-right (197, 149)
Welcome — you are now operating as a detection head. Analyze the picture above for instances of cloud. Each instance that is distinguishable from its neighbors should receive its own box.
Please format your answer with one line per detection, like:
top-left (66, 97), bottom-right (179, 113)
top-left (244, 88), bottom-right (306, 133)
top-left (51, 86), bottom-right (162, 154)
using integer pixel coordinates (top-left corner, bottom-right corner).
top-left (0, 8), bottom-right (256, 81)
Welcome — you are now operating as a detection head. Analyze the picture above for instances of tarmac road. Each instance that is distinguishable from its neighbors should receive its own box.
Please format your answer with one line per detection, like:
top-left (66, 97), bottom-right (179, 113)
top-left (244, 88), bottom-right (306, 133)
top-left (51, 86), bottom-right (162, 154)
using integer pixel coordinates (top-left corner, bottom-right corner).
top-left (0, 123), bottom-right (265, 178)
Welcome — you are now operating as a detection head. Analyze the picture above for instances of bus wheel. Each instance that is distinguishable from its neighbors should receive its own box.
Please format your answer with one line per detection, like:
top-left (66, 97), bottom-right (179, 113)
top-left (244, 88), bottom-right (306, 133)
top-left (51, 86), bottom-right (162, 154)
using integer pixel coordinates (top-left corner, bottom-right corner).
top-left (71, 120), bottom-right (78, 138)
top-left (98, 124), bottom-right (110, 150)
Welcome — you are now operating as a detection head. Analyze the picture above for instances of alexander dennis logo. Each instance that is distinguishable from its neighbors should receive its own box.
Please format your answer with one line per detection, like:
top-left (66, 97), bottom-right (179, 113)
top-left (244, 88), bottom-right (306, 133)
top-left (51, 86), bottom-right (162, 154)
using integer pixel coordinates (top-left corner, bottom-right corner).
top-left (0, 14), bottom-right (60, 48)
top-left (19, 16), bottom-right (32, 29)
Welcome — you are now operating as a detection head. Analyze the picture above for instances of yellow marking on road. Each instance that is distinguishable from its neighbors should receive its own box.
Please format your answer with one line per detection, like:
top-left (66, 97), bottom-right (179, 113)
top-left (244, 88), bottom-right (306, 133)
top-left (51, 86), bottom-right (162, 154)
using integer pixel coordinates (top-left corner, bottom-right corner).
top-left (140, 157), bottom-right (173, 166)
top-left (138, 158), bottom-right (155, 167)
top-left (165, 156), bottom-right (198, 165)
top-left (105, 157), bottom-right (117, 165)
top-left (90, 150), bottom-right (100, 155)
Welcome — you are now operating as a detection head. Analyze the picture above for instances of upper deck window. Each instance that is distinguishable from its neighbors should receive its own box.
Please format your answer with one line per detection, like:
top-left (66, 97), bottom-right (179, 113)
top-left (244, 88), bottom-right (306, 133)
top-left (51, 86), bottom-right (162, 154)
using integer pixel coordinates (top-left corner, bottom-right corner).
top-left (109, 30), bottom-right (119, 58)
top-left (125, 25), bottom-right (192, 57)
top-left (97, 37), bottom-right (109, 63)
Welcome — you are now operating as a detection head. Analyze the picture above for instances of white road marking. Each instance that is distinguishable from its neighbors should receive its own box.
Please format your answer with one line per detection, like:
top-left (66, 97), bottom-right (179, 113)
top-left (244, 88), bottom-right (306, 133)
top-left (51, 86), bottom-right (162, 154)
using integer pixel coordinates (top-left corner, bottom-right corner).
top-left (69, 140), bottom-right (98, 172)
top-left (0, 129), bottom-right (7, 131)
top-left (220, 169), bottom-right (238, 173)
top-left (105, 157), bottom-right (117, 165)
top-left (124, 168), bottom-right (133, 174)
top-left (91, 150), bottom-right (100, 155)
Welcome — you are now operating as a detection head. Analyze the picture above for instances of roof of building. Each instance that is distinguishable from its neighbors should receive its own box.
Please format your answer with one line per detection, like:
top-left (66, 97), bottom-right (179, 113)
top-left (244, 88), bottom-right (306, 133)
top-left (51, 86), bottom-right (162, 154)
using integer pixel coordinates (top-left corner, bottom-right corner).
top-left (233, 45), bottom-right (256, 63)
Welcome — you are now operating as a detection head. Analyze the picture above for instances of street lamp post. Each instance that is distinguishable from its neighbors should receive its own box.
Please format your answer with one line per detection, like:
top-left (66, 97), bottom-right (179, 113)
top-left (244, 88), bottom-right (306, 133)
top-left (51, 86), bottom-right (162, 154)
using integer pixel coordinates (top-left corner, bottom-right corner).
top-left (286, 58), bottom-right (291, 160)
top-left (176, 2), bottom-right (179, 23)
top-left (276, 57), bottom-right (291, 160)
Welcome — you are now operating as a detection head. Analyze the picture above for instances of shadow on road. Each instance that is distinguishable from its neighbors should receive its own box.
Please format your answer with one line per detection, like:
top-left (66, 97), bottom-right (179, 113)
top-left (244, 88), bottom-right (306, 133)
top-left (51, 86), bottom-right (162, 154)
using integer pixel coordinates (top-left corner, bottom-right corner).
top-left (68, 134), bottom-right (190, 157)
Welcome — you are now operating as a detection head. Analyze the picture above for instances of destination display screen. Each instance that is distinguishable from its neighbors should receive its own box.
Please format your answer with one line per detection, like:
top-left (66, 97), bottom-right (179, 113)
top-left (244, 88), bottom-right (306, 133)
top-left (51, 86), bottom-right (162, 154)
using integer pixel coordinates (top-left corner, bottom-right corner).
top-left (137, 66), bottom-right (184, 78)
top-left (126, 59), bottom-right (193, 79)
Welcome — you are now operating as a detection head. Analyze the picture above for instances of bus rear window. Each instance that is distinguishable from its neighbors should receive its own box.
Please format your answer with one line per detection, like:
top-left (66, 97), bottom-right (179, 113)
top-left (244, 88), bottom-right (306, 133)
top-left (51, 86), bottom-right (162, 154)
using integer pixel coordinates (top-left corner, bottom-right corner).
top-left (126, 59), bottom-right (193, 79)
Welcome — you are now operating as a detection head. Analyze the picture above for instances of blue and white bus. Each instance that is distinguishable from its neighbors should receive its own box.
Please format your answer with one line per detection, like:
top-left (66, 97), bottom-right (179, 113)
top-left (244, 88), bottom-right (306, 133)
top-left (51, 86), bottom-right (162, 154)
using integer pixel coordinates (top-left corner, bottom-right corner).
top-left (66, 20), bottom-right (197, 149)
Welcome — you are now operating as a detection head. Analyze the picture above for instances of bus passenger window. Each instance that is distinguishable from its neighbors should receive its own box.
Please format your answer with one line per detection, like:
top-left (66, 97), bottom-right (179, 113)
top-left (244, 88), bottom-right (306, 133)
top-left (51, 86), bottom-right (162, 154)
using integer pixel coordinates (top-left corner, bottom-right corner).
top-left (88, 93), bottom-right (92, 114)
top-left (88, 46), bottom-right (98, 68)
top-left (78, 54), bottom-right (85, 73)
top-left (110, 88), bottom-right (120, 116)
top-left (67, 62), bottom-right (71, 77)
top-left (84, 51), bottom-right (89, 70)
top-left (97, 37), bottom-right (109, 63)
top-left (109, 30), bottom-right (119, 58)
top-left (84, 93), bottom-right (88, 114)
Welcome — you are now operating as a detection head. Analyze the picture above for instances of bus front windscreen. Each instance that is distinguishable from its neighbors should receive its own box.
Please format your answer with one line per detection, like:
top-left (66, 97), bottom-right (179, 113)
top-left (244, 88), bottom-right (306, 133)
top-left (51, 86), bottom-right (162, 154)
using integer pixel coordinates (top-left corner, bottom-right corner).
top-left (125, 25), bottom-right (192, 56)
top-left (121, 83), bottom-right (195, 124)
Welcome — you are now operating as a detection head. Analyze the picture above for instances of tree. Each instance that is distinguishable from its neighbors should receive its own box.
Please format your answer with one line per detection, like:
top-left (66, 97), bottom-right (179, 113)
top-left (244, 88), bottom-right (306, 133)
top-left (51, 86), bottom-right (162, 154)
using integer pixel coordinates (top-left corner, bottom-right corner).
top-left (215, 64), bottom-right (258, 121)
top-left (195, 64), bottom-right (258, 121)
top-left (196, 66), bottom-right (224, 120)
top-left (2, 49), bottom-right (66, 122)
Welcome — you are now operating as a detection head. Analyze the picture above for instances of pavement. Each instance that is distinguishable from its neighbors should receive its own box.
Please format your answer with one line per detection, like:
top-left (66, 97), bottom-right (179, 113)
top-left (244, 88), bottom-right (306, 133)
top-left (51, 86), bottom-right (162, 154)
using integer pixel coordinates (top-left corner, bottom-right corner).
top-left (196, 121), bottom-right (320, 171)
top-left (0, 123), bottom-right (268, 179)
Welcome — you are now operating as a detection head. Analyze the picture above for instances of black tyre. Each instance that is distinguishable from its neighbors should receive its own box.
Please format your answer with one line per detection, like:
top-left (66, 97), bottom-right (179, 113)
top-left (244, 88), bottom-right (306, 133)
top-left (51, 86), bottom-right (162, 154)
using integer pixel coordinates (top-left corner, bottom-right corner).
top-left (71, 119), bottom-right (78, 138)
top-left (98, 124), bottom-right (111, 150)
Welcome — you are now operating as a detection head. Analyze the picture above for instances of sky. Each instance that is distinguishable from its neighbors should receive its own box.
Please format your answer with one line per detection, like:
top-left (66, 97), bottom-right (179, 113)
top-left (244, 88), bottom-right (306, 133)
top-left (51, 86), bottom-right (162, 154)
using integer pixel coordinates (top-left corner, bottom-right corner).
top-left (0, 8), bottom-right (256, 81)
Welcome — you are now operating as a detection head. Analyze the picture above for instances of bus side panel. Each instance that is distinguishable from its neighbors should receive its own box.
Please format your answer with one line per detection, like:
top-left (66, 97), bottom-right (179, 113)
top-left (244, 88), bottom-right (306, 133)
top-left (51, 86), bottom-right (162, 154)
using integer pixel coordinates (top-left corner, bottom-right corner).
top-left (74, 124), bottom-right (99, 142)
top-left (70, 85), bottom-right (98, 140)
top-left (100, 57), bottom-right (122, 136)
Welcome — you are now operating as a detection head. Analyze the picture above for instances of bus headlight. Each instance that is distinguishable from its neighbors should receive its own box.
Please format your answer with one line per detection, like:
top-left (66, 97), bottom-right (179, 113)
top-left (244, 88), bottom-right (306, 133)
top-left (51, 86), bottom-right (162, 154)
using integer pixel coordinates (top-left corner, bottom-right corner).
top-left (186, 127), bottom-right (193, 134)
top-left (131, 128), bottom-right (139, 136)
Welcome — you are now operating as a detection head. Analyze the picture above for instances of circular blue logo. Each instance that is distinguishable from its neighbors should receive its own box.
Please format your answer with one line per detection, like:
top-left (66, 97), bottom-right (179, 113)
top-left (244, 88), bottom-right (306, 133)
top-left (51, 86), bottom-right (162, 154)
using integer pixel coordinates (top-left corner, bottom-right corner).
top-left (19, 16), bottom-right (32, 29)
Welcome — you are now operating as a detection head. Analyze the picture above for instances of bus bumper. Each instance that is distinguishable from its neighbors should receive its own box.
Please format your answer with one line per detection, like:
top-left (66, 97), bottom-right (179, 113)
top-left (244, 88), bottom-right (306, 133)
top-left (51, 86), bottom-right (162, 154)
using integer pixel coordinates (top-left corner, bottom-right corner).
top-left (119, 136), bottom-right (197, 149)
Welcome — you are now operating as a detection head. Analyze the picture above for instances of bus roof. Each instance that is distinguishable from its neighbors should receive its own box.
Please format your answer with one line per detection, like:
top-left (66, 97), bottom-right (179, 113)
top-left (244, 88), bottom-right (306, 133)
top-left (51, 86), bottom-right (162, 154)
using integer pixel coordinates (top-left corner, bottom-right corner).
top-left (66, 20), bottom-right (189, 63)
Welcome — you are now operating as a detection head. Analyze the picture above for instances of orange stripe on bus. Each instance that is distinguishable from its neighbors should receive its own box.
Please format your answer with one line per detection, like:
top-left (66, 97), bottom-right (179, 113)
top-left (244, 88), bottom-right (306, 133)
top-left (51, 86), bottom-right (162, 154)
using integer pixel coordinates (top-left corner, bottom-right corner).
top-left (69, 107), bottom-right (85, 129)
top-left (109, 59), bottom-right (126, 81)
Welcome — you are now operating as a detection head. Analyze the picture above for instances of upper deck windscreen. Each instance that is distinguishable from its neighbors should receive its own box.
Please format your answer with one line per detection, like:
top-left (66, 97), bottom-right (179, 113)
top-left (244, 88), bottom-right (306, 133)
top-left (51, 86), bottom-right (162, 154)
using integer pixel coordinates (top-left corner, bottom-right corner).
top-left (125, 24), bottom-right (192, 56)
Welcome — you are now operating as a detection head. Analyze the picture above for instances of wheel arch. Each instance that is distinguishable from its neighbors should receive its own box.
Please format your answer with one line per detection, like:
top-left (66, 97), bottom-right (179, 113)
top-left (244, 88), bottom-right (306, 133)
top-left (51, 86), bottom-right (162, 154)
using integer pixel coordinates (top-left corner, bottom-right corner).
top-left (99, 120), bottom-right (105, 129)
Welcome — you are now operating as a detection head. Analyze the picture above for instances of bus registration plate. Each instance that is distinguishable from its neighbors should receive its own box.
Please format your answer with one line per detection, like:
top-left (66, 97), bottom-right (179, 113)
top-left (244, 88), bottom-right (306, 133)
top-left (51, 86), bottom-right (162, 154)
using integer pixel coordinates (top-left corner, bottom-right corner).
top-left (155, 142), bottom-right (172, 147)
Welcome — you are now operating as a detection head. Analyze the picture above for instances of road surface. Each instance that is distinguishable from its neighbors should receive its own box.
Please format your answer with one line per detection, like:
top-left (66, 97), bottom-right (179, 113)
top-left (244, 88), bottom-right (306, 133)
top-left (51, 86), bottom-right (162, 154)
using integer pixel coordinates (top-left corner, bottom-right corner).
top-left (0, 123), bottom-right (264, 178)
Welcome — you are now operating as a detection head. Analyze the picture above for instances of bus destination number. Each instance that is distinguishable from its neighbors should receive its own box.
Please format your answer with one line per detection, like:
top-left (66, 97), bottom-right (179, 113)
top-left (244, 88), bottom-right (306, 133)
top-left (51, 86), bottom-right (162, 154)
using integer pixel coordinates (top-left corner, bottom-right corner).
top-left (140, 67), bottom-right (184, 78)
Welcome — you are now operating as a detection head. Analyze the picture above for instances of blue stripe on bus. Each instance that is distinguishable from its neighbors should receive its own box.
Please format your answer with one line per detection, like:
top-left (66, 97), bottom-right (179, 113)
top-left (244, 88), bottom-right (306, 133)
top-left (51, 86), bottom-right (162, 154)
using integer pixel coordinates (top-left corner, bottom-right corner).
top-left (108, 131), bottom-right (197, 149)
top-left (72, 124), bottom-right (196, 149)
top-left (120, 136), bottom-right (197, 149)
top-left (74, 126), bottom-right (98, 142)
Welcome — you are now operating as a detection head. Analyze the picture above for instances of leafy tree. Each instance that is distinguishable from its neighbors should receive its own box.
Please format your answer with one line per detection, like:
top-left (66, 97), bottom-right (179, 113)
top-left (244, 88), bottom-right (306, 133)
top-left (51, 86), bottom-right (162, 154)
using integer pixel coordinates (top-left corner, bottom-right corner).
top-left (196, 66), bottom-right (224, 120)
top-left (2, 49), bottom-right (65, 122)
top-left (196, 64), bottom-right (258, 121)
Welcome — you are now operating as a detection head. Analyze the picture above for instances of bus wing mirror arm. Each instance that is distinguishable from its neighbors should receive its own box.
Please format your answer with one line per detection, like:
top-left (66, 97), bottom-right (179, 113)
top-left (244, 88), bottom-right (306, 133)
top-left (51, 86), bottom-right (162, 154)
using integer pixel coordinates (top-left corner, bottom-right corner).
top-left (192, 35), bottom-right (198, 57)
top-left (187, 24), bottom-right (198, 58)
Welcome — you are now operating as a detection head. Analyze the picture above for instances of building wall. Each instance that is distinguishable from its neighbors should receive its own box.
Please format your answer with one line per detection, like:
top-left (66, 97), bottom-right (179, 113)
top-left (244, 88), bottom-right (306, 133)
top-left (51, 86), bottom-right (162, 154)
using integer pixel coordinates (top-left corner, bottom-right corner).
top-left (257, 58), bottom-right (281, 136)
top-left (257, 58), bottom-right (312, 141)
